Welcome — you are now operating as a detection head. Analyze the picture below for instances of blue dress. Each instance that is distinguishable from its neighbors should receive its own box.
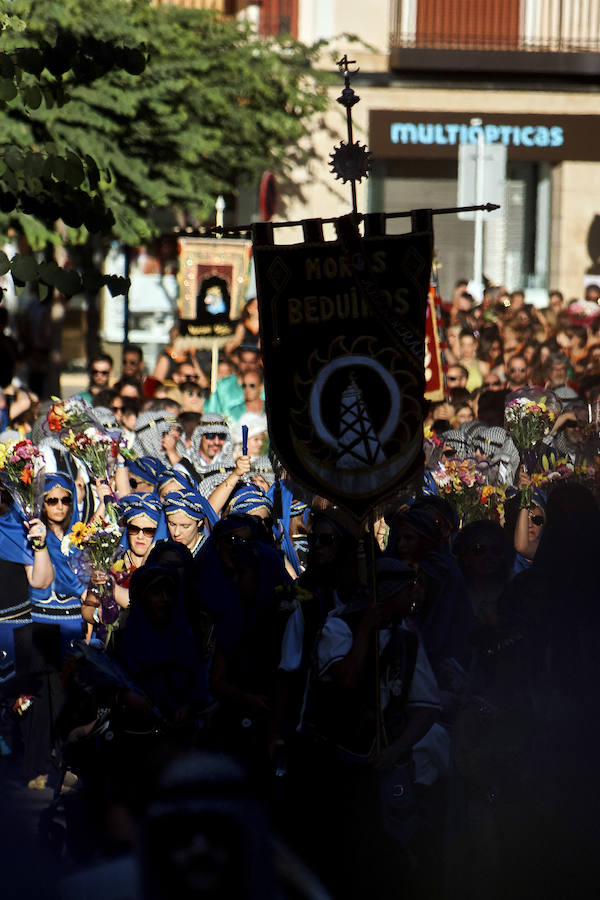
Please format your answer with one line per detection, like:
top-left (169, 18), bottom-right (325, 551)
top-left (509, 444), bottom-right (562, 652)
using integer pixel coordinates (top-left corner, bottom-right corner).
top-left (29, 475), bottom-right (85, 663)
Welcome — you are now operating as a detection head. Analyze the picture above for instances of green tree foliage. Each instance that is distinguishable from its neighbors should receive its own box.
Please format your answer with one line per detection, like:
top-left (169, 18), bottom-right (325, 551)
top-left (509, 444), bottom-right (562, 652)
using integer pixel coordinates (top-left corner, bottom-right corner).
top-left (0, 0), bottom-right (330, 298)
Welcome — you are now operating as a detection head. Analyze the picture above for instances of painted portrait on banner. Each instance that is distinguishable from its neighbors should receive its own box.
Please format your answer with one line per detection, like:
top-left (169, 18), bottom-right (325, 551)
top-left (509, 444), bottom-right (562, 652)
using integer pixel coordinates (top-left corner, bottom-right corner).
top-left (177, 238), bottom-right (252, 341)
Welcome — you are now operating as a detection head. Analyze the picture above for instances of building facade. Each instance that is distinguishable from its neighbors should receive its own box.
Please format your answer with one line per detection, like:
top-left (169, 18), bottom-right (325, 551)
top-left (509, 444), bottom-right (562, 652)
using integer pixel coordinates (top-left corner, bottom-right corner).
top-left (274, 0), bottom-right (600, 303)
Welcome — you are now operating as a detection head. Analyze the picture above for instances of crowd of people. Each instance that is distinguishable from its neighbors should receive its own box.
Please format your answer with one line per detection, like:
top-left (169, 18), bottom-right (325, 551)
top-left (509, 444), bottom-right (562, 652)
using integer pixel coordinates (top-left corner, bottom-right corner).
top-left (0, 282), bottom-right (600, 899)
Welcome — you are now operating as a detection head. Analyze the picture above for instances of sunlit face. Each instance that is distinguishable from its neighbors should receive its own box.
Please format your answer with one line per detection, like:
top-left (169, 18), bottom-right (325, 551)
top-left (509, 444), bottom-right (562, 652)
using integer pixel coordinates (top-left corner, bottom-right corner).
top-left (241, 375), bottom-right (263, 403)
top-left (167, 511), bottom-right (201, 549)
top-left (459, 335), bottom-right (476, 360)
top-left (159, 478), bottom-right (183, 499)
top-left (43, 488), bottom-right (73, 526)
top-left (122, 353), bottom-right (141, 377)
top-left (129, 476), bottom-right (154, 494)
top-left (454, 406), bottom-right (474, 426)
top-left (238, 351), bottom-right (259, 374)
top-left (199, 432), bottom-right (227, 460)
top-left (507, 358), bottom-right (528, 386)
top-left (120, 384), bottom-right (141, 401)
top-left (127, 513), bottom-right (157, 559)
top-left (246, 432), bottom-right (266, 456)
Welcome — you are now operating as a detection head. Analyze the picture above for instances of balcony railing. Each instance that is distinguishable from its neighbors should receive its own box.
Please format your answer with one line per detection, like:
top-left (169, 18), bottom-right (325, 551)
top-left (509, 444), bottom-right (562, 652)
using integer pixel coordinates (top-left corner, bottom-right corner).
top-left (391, 0), bottom-right (600, 53)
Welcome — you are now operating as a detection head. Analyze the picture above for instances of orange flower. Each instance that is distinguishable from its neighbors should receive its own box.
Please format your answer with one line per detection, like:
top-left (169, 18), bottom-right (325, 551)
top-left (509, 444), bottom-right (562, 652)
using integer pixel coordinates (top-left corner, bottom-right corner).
top-left (481, 485), bottom-right (494, 503)
top-left (47, 411), bottom-right (65, 433)
top-left (19, 468), bottom-right (32, 485)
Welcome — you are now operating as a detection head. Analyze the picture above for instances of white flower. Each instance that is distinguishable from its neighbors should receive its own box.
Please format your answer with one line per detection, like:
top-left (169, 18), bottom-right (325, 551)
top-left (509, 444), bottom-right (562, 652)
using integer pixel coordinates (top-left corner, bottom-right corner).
top-left (60, 535), bottom-right (72, 556)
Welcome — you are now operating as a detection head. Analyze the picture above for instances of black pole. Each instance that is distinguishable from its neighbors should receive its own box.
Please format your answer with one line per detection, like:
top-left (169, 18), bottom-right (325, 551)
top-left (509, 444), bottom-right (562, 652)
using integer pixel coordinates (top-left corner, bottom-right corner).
top-left (123, 244), bottom-right (130, 347)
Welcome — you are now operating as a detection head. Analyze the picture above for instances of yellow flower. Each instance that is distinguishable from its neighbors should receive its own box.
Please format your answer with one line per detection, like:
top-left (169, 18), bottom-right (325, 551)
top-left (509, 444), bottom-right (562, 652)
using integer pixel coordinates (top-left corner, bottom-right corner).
top-left (69, 521), bottom-right (89, 547)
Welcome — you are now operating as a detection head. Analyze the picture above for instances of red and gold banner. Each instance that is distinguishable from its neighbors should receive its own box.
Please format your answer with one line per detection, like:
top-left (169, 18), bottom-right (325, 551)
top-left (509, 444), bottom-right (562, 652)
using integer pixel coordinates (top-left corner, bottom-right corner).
top-left (425, 285), bottom-right (444, 401)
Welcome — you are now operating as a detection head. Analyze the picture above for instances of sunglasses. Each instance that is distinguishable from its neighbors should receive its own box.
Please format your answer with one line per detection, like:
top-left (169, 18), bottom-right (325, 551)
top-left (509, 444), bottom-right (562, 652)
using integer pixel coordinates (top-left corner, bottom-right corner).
top-left (44, 496), bottom-right (72, 506)
top-left (308, 533), bottom-right (337, 547)
top-left (442, 448), bottom-right (456, 457)
top-left (129, 478), bottom-right (141, 488)
top-left (127, 524), bottom-right (157, 537)
top-left (92, 368), bottom-right (110, 376)
top-left (221, 533), bottom-right (249, 546)
top-left (469, 543), bottom-right (504, 557)
top-left (111, 404), bottom-right (123, 412)
top-left (204, 432), bottom-right (227, 441)
top-left (529, 514), bottom-right (545, 527)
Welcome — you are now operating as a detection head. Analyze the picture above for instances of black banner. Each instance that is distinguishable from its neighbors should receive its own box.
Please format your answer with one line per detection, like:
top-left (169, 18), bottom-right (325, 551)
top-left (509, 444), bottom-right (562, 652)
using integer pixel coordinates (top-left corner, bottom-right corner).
top-left (253, 214), bottom-right (433, 520)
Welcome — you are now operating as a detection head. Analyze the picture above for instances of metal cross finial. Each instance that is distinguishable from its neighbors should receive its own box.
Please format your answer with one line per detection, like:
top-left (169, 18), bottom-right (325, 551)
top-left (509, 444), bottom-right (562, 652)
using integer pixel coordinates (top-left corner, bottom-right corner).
top-left (329, 55), bottom-right (372, 215)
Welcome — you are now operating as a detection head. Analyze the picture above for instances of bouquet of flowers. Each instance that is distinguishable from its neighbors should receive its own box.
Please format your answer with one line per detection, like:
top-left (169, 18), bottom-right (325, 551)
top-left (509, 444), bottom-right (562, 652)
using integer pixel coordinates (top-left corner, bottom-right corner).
top-left (504, 388), bottom-right (561, 506)
top-left (431, 458), bottom-right (487, 526)
top-left (61, 517), bottom-right (123, 643)
top-left (46, 396), bottom-right (92, 435)
top-left (0, 438), bottom-right (45, 519)
top-left (61, 427), bottom-right (120, 480)
top-left (531, 451), bottom-right (597, 493)
top-left (479, 484), bottom-right (507, 526)
top-left (45, 397), bottom-right (132, 482)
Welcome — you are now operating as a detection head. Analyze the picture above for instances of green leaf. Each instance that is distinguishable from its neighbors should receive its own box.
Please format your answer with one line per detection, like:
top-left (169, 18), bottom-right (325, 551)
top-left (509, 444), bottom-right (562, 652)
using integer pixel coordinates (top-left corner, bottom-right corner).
top-left (0, 250), bottom-right (10, 276)
top-left (0, 79), bottom-right (17, 102)
top-left (15, 49), bottom-right (43, 77)
top-left (51, 155), bottom-right (66, 181)
top-left (38, 260), bottom-right (62, 286)
top-left (38, 282), bottom-right (50, 301)
top-left (64, 152), bottom-right (84, 187)
top-left (4, 146), bottom-right (23, 171)
top-left (24, 151), bottom-right (44, 178)
top-left (23, 84), bottom-right (42, 109)
top-left (10, 253), bottom-right (39, 282)
top-left (0, 55), bottom-right (15, 79)
top-left (54, 268), bottom-right (82, 297)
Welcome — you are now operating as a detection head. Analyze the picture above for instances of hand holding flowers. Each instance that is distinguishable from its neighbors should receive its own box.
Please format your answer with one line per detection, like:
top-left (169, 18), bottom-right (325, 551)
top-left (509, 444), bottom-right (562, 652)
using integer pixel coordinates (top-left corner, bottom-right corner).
top-left (0, 438), bottom-right (45, 520)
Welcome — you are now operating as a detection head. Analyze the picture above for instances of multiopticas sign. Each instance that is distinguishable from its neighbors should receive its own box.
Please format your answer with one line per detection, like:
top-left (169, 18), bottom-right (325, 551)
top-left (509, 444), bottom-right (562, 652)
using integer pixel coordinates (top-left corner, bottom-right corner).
top-left (370, 111), bottom-right (600, 161)
top-left (390, 121), bottom-right (564, 149)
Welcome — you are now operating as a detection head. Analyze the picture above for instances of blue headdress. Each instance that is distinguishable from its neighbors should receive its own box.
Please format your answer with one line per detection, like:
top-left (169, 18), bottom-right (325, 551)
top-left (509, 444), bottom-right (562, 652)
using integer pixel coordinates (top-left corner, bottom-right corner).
top-left (118, 492), bottom-right (169, 547)
top-left (267, 481), bottom-right (303, 575)
top-left (156, 468), bottom-right (194, 494)
top-left (163, 490), bottom-right (218, 527)
top-left (229, 483), bottom-right (273, 517)
top-left (128, 456), bottom-right (166, 485)
top-left (31, 473), bottom-right (83, 600)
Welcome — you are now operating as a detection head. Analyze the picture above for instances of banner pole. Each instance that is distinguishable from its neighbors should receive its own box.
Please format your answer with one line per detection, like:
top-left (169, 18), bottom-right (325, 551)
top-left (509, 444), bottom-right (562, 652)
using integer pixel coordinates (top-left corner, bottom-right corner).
top-left (368, 509), bottom-right (383, 758)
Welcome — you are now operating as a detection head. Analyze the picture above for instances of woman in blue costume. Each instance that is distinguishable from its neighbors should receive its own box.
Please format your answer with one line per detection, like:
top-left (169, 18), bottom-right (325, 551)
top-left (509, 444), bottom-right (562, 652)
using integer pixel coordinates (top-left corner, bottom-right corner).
top-left (84, 493), bottom-right (168, 640)
top-left (30, 474), bottom-right (85, 662)
top-left (163, 490), bottom-right (218, 558)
